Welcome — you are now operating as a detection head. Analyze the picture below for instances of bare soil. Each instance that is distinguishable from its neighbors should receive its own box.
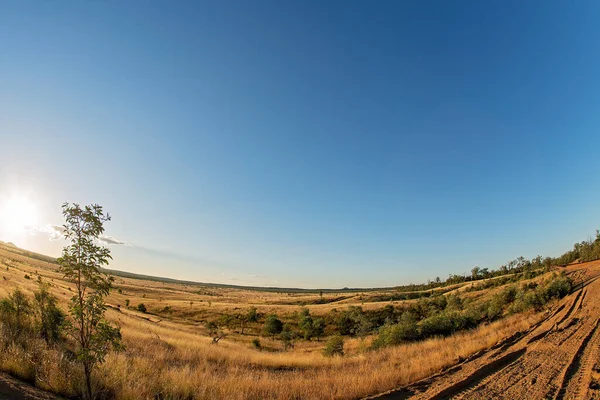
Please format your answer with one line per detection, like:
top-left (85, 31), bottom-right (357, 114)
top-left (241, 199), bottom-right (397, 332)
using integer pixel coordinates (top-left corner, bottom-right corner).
top-left (0, 372), bottom-right (60, 400)
top-left (372, 262), bottom-right (600, 400)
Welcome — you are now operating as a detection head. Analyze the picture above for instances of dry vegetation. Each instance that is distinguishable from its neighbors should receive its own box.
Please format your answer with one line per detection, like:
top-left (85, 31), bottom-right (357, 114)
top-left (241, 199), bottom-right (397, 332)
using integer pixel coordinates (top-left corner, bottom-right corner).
top-left (0, 241), bottom-right (572, 400)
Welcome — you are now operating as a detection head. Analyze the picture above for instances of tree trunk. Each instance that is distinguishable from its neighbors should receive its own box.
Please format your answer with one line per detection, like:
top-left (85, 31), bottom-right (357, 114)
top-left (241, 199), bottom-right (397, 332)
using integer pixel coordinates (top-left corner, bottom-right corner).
top-left (84, 362), bottom-right (92, 400)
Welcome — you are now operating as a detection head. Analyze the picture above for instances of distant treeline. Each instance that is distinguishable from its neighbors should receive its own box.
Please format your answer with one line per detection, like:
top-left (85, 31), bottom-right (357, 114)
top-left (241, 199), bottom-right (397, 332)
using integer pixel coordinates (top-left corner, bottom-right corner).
top-left (391, 229), bottom-right (600, 294)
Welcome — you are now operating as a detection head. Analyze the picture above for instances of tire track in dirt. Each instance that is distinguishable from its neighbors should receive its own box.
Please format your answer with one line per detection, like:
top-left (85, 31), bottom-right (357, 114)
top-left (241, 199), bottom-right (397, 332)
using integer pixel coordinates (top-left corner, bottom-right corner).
top-left (426, 348), bottom-right (527, 400)
top-left (554, 317), bottom-right (600, 399)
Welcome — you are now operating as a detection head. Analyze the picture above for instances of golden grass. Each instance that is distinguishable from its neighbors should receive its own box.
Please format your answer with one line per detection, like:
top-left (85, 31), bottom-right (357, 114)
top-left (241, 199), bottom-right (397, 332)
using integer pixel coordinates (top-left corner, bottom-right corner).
top-left (0, 248), bottom-right (557, 399)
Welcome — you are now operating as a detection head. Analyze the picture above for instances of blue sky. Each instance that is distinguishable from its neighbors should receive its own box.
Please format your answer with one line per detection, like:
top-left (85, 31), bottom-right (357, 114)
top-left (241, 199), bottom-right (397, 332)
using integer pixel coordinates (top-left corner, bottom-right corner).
top-left (1, 1), bottom-right (600, 288)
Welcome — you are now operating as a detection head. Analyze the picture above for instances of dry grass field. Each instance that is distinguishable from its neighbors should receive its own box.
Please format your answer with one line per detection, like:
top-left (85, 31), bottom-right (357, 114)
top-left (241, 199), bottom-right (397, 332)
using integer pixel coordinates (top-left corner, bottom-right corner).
top-left (0, 242), bottom-right (578, 399)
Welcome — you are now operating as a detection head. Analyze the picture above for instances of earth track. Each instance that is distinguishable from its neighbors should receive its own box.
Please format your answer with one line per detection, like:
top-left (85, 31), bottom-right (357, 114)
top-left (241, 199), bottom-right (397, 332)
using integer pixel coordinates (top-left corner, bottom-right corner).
top-left (555, 318), bottom-right (600, 399)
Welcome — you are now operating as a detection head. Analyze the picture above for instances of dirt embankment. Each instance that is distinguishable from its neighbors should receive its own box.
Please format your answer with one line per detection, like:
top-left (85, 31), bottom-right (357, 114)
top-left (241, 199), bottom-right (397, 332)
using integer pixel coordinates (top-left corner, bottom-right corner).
top-left (0, 372), bottom-right (61, 400)
top-left (372, 262), bottom-right (600, 400)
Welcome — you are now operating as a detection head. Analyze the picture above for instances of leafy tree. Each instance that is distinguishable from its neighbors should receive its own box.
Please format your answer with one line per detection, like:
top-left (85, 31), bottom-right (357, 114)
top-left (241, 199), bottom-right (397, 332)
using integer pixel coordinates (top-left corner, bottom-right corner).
top-left (298, 308), bottom-right (315, 340)
top-left (281, 325), bottom-right (296, 350)
top-left (57, 203), bottom-right (122, 400)
top-left (34, 282), bottom-right (65, 343)
top-left (312, 317), bottom-right (326, 341)
top-left (246, 306), bottom-right (258, 322)
top-left (0, 287), bottom-right (31, 338)
top-left (205, 321), bottom-right (226, 344)
top-left (263, 314), bottom-right (283, 339)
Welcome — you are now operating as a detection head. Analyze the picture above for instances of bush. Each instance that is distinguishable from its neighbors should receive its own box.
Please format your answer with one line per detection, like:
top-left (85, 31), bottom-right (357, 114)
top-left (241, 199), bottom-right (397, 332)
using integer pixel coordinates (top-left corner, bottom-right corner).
top-left (419, 312), bottom-right (454, 338)
top-left (323, 335), bottom-right (344, 357)
top-left (542, 275), bottom-right (572, 301)
top-left (372, 312), bottom-right (419, 349)
top-left (263, 314), bottom-right (283, 338)
top-left (137, 303), bottom-right (147, 313)
top-left (34, 283), bottom-right (65, 343)
top-left (0, 288), bottom-right (32, 338)
top-left (251, 338), bottom-right (261, 350)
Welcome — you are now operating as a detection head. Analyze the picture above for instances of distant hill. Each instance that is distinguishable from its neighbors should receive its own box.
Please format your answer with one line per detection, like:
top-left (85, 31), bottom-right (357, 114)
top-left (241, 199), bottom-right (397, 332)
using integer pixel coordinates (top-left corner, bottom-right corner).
top-left (0, 240), bottom-right (379, 293)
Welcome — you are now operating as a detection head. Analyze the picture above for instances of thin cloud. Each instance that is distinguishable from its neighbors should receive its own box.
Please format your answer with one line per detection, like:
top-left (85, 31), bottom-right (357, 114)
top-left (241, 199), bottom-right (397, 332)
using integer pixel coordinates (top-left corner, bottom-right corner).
top-left (98, 235), bottom-right (131, 246)
top-left (27, 224), bottom-right (65, 241)
top-left (27, 224), bottom-right (130, 246)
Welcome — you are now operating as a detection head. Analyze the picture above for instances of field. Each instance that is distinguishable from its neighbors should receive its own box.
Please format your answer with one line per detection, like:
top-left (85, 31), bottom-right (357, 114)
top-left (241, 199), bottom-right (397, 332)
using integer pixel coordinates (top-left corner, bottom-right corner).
top-left (0, 242), bottom-right (596, 399)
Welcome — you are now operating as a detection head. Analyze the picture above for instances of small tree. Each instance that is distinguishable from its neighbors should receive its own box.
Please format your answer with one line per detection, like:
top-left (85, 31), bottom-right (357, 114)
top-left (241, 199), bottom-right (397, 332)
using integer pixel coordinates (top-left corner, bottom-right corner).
top-left (34, 282), bottom-right (65, 343)
top-left (263, 314), bottom-right (283, 339)
top-left (0, 287), bottom-right (31, 338)
top-left (313, 317), bottom-right (326, 341)
top-left (57, 203), bottom-right (122, 400)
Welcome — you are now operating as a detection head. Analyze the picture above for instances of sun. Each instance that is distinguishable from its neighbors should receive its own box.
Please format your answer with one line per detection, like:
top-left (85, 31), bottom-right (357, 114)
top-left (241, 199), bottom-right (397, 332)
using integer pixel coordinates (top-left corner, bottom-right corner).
top-left (0, 195), bottom-right (39, 238)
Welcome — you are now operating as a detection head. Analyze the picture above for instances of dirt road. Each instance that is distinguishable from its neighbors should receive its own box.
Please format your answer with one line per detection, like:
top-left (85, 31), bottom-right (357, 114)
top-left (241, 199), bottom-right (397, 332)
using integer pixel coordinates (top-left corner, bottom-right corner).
top-left (373, 263), bottom-right (600, 400)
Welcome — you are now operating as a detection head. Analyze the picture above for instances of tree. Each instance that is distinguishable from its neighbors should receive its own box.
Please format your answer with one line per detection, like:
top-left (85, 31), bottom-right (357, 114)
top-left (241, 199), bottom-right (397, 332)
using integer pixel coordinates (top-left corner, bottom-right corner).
top-left (471, 266), bottom-right (480, 280)
top-left (298, 308), bottom-right (315, 340)
top-left (34, 282), bottom-right (65, 343)
top-left (263, 314), bottom-right (283, 339)
top-left (0, 287), bottom-right (31, 338)
top-left (205, 321), bottom-right (226, 344)
top-left (312, 317), bottom-right (325, 341)
top-left (57, 203), bottom-right (122, 400)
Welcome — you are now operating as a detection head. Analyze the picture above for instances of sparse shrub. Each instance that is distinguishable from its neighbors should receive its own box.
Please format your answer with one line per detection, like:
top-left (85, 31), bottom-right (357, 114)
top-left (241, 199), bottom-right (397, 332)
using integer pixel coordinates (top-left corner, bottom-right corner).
top-left (323, 335), bottom-right (344, 357)
top-left (137, 303), bottom-right (147, 313)
top-left (251, 338), bottom-right (261, 350)
top-left (281, 328), bottom-right (295, 351)
top-left (0, 287), bottom-right (32, 338)
top-left (34, 283), bottom-right (65, 343)
top-left (24, 274), bottom-right (31, 280)
top-left (125, 299), bottom-right (130, 307)
top-left (541, 274), bottom-right (572, 301)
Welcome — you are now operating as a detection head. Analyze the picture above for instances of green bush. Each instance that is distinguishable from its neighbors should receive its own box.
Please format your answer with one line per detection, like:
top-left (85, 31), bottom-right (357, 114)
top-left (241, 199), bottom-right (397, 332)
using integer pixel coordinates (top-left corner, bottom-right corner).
top-left (542, 275), bottom-right (572, 301)
top-left (137, 303), bottom-right (147, 313)
top-left (372, 312), bottom-right (419, 349)
top-left (263, 314), bottom-right (283, 338)
top-left (323, 335), bottom-right (344, 357)
top-left (419, 312), bottom-right (454, 337)
top-left (34, 283), bottom-right (65, 343)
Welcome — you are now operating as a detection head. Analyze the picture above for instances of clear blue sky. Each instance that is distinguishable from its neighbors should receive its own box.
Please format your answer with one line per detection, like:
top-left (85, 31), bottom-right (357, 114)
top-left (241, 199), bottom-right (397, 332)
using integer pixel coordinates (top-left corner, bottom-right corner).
top-left (1, 1), bottom-right (600, 288)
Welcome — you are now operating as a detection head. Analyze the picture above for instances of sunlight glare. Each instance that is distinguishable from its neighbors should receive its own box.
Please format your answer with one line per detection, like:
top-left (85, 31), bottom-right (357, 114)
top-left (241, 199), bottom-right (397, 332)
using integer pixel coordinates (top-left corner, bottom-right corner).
top-left (0, 195), bottom-right (39, 238)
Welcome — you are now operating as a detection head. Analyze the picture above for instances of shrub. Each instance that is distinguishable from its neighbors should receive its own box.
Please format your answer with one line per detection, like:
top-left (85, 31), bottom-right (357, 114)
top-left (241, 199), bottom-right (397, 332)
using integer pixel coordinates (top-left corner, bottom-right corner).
top-left (34, 283), bottom-right (65, 343)
top-left (251, 338), bottom-right (261, 350)
top-left (263, 314), bottom-right (283, 338)
top-left (137, 303), bottom-right (147, 313)
top-left (542, 275), bottom-right (572, 301)
top-left (0, 288), bottom-right (32, 338)
top-left (419, 312), bottom-right (454, 338)
top-left (323, 335), bottom-right (344, 357)
top-left (372, 312), bottom-right (419, 349)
